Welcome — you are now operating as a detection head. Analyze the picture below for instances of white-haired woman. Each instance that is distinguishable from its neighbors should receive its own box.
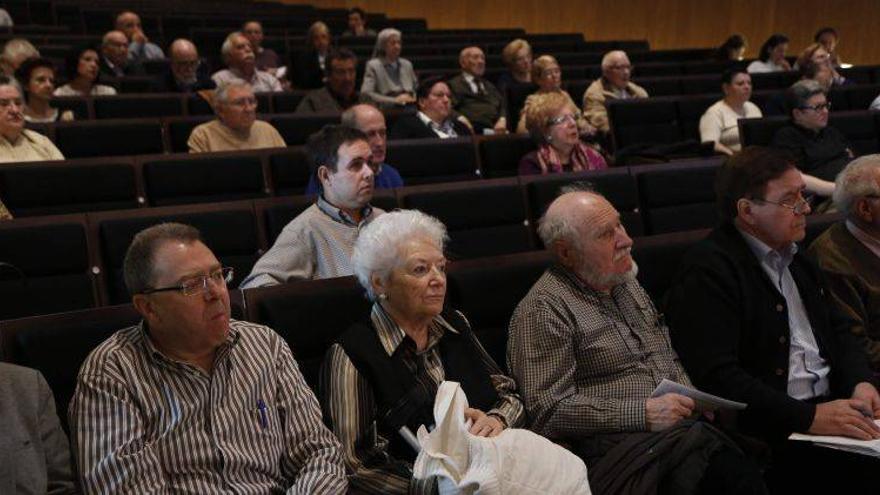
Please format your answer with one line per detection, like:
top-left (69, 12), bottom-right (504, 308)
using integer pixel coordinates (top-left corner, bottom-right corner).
top-left (319, 210), bottom-right (524, 493)
top-left (360, 28), bottom-right (417, 108)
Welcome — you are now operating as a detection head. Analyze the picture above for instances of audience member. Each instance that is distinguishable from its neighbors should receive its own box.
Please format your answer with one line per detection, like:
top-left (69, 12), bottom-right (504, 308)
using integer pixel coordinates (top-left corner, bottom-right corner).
top-left (519, 91), bottom-right (606, 175)
top-left (0, 196), bottom-right (10, 220)
top-left (583, 50), bottom-right (647, 134)
top-left (0, 76), bottom-right (64, 162)
top-left (240, 125), bottom-right (383, 287)
top-left (361, 28), bottom-right (417, 108)
top-left (0, 7), bottom-right (12, 27)
top-left (342, 7), bottom-right (376, 37)
top-left (763, 60), bottom-right (833, 116)
top-left (292, 21), bottom-right (332, 90)
top-left (212, 31), bottom-right (282, 93)
top-left (665, 147), bottom-right (880, 493)
top-left (188, 82), bottom-right (285, 153)
top-left (306, 104), bottom-right (402, 193)
top-left (809, 154), bottom-right (880, 371)
top-left (699, 68), bottom-right (762, 155)
top-left (795, 42), bottom-right (846, 86)
top-left (496, 38), bottom-right (533, 95)
top-left (54, 45), bottom-right (117, 96)
top-left (296, 48), bottom-right (359, 113)
top-left (508, 186), bottom-right (766, 494)
top-left (747, 34), bottom-right (791, 74)
top-left (98, 30), bottom-right (143, 78)
top-left (0, 38), bottom-right (39, 76)
top-left (517, 54), bottom-right (591, 134)
top-left (715, 34), bottom-right (747, 61)
top-left (242, 20), bottom-right (280, 72)
top-left (0, 362), bottom-right (77, 494)
top-left (155, 38), bottom-right (215, 93)
top-left (771, 79), bottom-right (852, 197)
top-left (447, 46), bottom-right (507, 134)
top-left (388, 75), bottom-right (473, 140)
top-left (815, 27), bottom-right (843, 67)
top-left (115, 11), bottom-right (165, 63)
top-left (15, 57), bottom-right (74, 123)
top-left (69, 222), bottom-right (348, 493)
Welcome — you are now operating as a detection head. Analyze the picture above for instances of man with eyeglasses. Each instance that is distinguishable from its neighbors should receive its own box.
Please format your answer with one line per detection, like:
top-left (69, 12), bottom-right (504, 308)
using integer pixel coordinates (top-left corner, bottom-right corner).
top-left (582, 50), bottom-right (648, 134)
top-left (771, 79), bottom-right (854, 198)
top-left (69, 222), bottom-right (348, 494)
top-left (241, 125), bottom-right (383, 288)
top-left (666, 147), bottom-right (880, 492)
top-left (810, 154), bottom-right (880, 371)
top-left (155, 38), bottom-right (216, 93)
top-left (188, 81), bottom-right (285, 153)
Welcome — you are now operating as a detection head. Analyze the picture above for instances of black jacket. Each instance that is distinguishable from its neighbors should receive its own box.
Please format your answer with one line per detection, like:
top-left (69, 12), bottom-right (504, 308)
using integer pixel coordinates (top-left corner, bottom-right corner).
top-left (153, 68), bottom-right (217, 93)
top-left (388, 112), bottom-right (473, 140)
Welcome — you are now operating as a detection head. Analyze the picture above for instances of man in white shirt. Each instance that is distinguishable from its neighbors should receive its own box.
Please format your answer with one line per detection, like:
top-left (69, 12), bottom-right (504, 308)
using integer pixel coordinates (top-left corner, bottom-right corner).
top-left (212, 32), bottom-right (282, 93)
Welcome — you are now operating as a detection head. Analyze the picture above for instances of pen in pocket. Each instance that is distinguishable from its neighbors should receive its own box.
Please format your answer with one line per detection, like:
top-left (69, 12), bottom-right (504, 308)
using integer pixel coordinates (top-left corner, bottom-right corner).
top-left (257, 399), bottom-right (268, 429)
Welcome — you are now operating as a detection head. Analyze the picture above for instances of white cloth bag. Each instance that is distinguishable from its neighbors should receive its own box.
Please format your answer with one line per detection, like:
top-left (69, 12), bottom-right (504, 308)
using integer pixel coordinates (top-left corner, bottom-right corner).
top-left (412, 381), bottom-right (592, 495)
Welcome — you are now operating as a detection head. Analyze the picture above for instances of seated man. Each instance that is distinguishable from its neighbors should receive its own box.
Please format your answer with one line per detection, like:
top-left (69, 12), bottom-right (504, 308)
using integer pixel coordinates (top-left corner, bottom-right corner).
top-left (388, 76), bottom-right (473, 140)
top-left (771, 79), bottom-right (853, 198)
top-left (98, 30), bottom-right (143, 78)
top-left (446, 46), bottom-right (507, 134)
top-left (809, 154), bottom-right (880, 371)
top-left (508, 187), bottom-right (765, 494)
top-left (666, 147), bottom-right (880, 493)
top-left (296, 48), bottom-right (360, 113)
top-left (155, 39), bottom-right (216, 93)
top-left (240, 125), bottom-right (384, 288)
top-left (341, 7), bottom-right (376, 37)
top-left (582, 50), bottom-right (648, 134)
top-left (69, 222), bottom-right (348, 493)
top-left (0, 362), bottom-right (77, 494)
top-left (0, 76), bottom-right (65, 163)
top-left (306, 104), bottom-right (402, 193)
top-left (188, 82), bottom-right (285, 153)
top-left (242, 20), bottom-right (280, 72)
top-left (115, 11), bottom-right (165, 63)
top-left (212, 31), bottom-right (282, 93)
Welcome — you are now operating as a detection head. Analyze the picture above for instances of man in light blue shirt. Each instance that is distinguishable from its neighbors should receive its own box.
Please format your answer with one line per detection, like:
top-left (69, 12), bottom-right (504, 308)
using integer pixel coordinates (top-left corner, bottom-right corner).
top-left (116, 11), bottom-right (165, 63)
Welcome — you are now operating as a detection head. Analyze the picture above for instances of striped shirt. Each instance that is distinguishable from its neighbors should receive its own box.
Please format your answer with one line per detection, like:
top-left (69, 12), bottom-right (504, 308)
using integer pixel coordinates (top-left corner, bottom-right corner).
top-left (508, 265), bottom-right (691, 438)
top-left (320, 303), bottom-right (525, 494)
top-left (69, 319), bottom-right (347, 494)
top-left (240, 196), bottom-right (384, 289)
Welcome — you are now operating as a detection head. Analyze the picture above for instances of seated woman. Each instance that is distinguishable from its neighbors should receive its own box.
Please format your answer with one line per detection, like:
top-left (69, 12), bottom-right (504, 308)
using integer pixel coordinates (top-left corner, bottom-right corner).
top-left (388, 76), bottom-right (473, 140)
top-left (320, 209), bottom-right (525, 494)
top-left (361, 28), bottom-right (417, 109)
top-left (15, 57), bottom-right (74, 123)
top-left (699, 68), bottom-right (762, 156)
top-left (495, 38), bottom-right (532, 95)
top-left (795, 43), bottom-right (847, 86)
top-left (519, 91), bottom-right (606, 175)
top-left (0, 76), bottom-right (64, 163)
top-left (714, 34), bottom-right (747, 61)
top-left (746, 34), bottom-right (792, 74)
top-left (53, 45), bottom-right (116, 97)
top-left (516, 55), bottom-right (592, 134)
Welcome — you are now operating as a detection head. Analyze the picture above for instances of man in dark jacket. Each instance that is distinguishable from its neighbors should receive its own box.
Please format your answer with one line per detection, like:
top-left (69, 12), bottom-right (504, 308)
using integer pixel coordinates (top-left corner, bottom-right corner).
top-left (154, 39), bottom-right (216, 93)
top-left (447, 46), bottom-right (507, 134)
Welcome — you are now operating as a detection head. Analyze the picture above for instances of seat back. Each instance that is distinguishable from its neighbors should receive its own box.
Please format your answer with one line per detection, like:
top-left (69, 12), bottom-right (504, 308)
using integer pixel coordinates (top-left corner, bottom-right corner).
top-left (632, 229), bottom-right (710, 303)
top-left (93, 94), bottom-right (184, 119)
top-left (738, 116), bottom-right (789, 147)
top-left (54, 119), bottom-right (165, 158)
top-left (386, 137), bottom-right (478, 184)
top-left (828, 111), bottom-right (879, 155)
top-left (609, 98), bottom-right (682, 149)
top-left (268, 113), bottom-right (340, 145)
top-left (635, 158), bottom-right (723, 235)
top-left (478, 134), bottom-right (537, 178)
top-left (142, 153), bottom-right (268, 206)
top-left (268, 147), bottom-right (311, 196)
top-left (167, 116), bottom-right (214, 152)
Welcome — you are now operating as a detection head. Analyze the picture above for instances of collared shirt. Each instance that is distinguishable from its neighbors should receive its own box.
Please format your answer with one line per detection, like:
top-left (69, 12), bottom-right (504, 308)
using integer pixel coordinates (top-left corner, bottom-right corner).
top-left (738, 229), bottom-right (831, 399)
top-left (416, 111), bottom-right (458, 139)
top-left (127, 41), bottom-right (165, 62)
top-left (212, 68), bottom-right (283, 93)
top-left (0, 129), bottom-right (65, 163)
top-left (508, 265), bottom-right (690, 438)
top-left (462, 72), bottom-right (482, 94)
top-left (847, 219), bottom-right (880, 259)
top-left (320, 303), bottom-right (524, 494)
top-left (69, 319), bottom-right (347, 494)
top-left (240, 196), bottom-right (383, 288)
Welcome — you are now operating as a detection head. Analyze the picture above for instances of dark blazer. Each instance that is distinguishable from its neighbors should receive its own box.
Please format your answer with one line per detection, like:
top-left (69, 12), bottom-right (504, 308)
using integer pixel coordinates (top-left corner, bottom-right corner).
top-left (98, 56), bottom-right (143, 79)
top-left (153, 68), bottom-right (216, 93)
top-left (446, 73), bottom-right (506, 133)
top-left (388, 112), bottom-right (473, 140)
top-left (665, 221), bottom-right (873, 441)
top-left (291, 49), bottom-right (325, 90)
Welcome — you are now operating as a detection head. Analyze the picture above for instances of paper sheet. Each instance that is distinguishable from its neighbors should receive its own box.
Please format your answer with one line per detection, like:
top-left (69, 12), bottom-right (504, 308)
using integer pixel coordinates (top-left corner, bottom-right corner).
top-left (789, 420), bottom-right (880, 457)
top-left (650, 379), bottom-right (747, 411)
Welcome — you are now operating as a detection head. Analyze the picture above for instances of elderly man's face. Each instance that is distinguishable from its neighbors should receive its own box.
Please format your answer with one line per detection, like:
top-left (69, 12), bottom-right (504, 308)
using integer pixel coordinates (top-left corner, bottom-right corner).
top-left (741, 168), bottom-right (810, 250)
top-left (320, 139), bottom-right (375, 211)
top-left (793, 93), bottom-right (829, 131)
top-left (171, 45), bottom-right (200, 84)
top-left (228, 34), bottom-right (255, 70)
top-left (103, 31), bottom-right (129, 66)
top-left (311, 28), bottom-right (331, 53)
top-left (327, 57), bottom-right (356, 99)
top-left (377, 236), bottom-right (447, 321)
top-left (353, 106), bottom-right (387, 164)
top-left (604, 55), bottom-right (632, 89)
top-left (217, 85), bottom-right (257, 131)
top-left (0, 85), bottom-right (25, 140)
top-left (117, 13), bottom-right (141, 41)
top-left (461, 48), bottom-right (486, 77)
top-left (242, 22), bottom-right (264, 49)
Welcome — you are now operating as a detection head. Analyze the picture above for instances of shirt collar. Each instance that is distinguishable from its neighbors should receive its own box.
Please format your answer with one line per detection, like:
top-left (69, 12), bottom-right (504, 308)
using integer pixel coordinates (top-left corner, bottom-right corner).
top-left (417, 111), bottom-right (454, 133)
top-left (846, 219), bottom-right (880, 258)
top-left (737, 225), bottom-right (798, 271)
top-left (316, 194), bottom-right (373, 226)
top-left (463, 72), bottom-right (477, 84)
top-left (138, 320), bottom-right (240, 368)
top-left (370, 302), bottom-right (458, 357)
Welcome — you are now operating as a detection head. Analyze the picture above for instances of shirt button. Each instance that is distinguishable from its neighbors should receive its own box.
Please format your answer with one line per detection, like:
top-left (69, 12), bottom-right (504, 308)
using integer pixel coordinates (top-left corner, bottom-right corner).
top-left (776, 304), bottom-right (784, 312)
top-left (779, 336), bottom-right (787, 344)
top-left (775, 368), bottom-right (784, 376)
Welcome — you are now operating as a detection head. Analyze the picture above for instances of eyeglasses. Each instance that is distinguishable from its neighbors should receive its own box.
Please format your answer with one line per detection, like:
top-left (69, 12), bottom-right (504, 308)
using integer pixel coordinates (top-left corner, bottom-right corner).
top-left (751, 194), bottom-right (813, 215)
top-left (228, 97), bottom-right (258, 108)
top-left (799, 102), bottom-right (831, 112)
top-left (141, 267), bottom-right (234, 296)
top-left (608, 64), bottom-right (633, 71)
top-left (548, 113), bottom-right (577, 126)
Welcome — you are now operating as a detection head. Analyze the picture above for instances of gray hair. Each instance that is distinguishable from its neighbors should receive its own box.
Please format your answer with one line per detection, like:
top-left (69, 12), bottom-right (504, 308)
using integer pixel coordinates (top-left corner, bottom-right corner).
top-left (221, 31), bottom-right (246, 64)
top-left (372, 28), bottom-right (402, 59)
top-left (352, 210), bottom-right (448, 300)
top-left (123, 222), bottom-right (202, 296)
top-left (214, 81), bottom-right (252, 109)
top-left (833, 154), bottom-right (880, 216)
top-left (340, 103), bottom-right (380, 130)
top-left (785, 79), bottom-right (825, 115)
top-left (601, 50), bottom-right (628, 71)
top-left (1, 38), bottom-right (39, 65)
top-left (307, 21), bottom-right (330, 44)
top-left (0, 75), bottom-right (22, 96)
top-left (537, 183), bottom-right (598, 250)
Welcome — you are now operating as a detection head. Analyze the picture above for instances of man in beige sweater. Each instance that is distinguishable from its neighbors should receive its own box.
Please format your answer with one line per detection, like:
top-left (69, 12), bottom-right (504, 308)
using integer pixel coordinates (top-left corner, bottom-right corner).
top-left (582, 50), bottom-right (648, 134)
top-left (188, 82), bottom-right (286, 152)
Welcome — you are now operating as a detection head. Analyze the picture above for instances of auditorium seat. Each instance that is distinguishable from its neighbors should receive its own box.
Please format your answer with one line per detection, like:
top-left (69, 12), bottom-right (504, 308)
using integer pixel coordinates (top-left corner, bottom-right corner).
top-left (142, 152), bottom-right (269, 206)
top-left (255, 195), bottom-right (316, 247)
top-left (478, 133), bottom-right (537, 178)
top-left (386, 137), bottom-right (479, 184)
top-left (679, 75), bottom-right (721, 96)
top-left (635, 158), bottom-right (722, 235)
top-left (635, 76), bottom-right (681, 97)
top-left (842, 84), bottom-right (880, 111)
top-left (609, 98), bottom-right (682, 149)
top-left (399, 179), bottom-right (533, 259)
top-left (54, 119), bottom-right (165, 158)
top-left (93, 94), bottom-right (185, 119)
top-left (271, 91), bottom-right (308, 113)
top-left (268, 113), bottom-right (340, 145)
top-left (167, 116), bottom-right (214, 152)
top-left (506, 82), bottom-right (539, 133)
top-left (738, 116), bottom-right (789, 147)
top-left (268, 147), bottom-right (311, 196)
top-left (828, 111), bottom-right (879, 155)
top-left (0, 159), bottom-right (140, 216)
top-left (676, 94), bottom-right (720, 142)
top-left (51, 96), bottom-right (90, 119)
top-left (633, 229), bottom-right (709, 303)
top-left (117, 76), bottom-right (162, 94)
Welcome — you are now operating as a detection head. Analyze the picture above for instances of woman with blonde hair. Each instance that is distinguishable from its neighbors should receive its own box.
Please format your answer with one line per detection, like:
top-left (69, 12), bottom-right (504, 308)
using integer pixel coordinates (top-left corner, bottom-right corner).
top-left (517, 55), bottom-right (593, 135)
top-left (496, 38), bottom-right (532, 94)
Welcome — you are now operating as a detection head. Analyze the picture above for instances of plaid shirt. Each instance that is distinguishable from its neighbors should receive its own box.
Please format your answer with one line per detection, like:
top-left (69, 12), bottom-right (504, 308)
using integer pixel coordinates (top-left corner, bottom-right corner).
top-left (508, 264), bottom-right (691, 439)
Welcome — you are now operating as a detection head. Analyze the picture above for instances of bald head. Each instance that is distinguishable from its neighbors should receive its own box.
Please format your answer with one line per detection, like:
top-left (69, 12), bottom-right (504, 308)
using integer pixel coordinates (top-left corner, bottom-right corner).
top-left (459, 46), bottom-right (486, 77)
top-left (102, 30), bottom-right (129, 66)
top-left (170, 39), bottom-right (200, 84)
top-left (601, 50), bottom-right (632, 89)
top-left (342, 104), bottom-right (387, 163)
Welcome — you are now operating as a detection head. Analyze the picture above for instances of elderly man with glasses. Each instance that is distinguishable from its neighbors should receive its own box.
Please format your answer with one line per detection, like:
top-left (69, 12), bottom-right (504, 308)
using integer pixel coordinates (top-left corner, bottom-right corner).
top-left (69, 222), bottom-right (348, 494)
top-left (155, 38), bottom-right (216, 93)
top-left (188, 81), bottom-right (285, 152)
top-left (666, 146), bottom-right (880, 493)
top-left (582, 50), bottom-right (648, 134)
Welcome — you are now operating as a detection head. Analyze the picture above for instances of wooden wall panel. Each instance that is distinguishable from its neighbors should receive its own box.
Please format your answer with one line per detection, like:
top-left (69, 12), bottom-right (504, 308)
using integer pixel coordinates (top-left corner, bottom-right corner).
top-left (302, 0), bottom-right (880, 65)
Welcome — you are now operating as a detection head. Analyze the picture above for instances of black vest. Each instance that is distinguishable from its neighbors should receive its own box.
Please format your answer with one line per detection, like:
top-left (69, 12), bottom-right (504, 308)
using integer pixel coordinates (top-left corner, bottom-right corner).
top-left (337, 309), bottom-right (499, 461)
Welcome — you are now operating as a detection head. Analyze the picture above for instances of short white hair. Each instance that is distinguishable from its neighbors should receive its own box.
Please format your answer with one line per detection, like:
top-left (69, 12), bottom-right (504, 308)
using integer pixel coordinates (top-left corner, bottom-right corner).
top-left (536, 183), bottom-right (597, 249)
top-left (352, 210), bottom-right (448, 300)
top-left (221, 31), bottom-right (245, 64)
top-left (373, 28), bottom-right (401, 59)
top-left (214, 81), bottom-right (252, 109)
top-left (1, 38), bottom-right (39, 64)
top-left (601, 50), bottom-right (628, 71)
top-left (833, 154), bottom-right (880, 216)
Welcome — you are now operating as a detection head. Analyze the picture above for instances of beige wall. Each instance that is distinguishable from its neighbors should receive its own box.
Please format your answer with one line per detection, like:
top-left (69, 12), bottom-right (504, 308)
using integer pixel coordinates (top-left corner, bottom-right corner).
top-left (303, 0), bottom-right (880, 65)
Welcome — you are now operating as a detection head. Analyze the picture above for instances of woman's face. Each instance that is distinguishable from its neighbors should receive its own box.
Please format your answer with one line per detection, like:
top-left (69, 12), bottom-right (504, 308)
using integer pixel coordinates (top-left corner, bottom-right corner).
top-left (418, 81), bottom-right (452, 121)
top-left (513, 48), bottom-right (532, 75)
top-left (546, 105), bottom-right (579, 150)
top-left (28, 66), bottom-right (56, 100)
top-left (77, 50), bottom-right (99, 82)
top-left (377, 237), bottom-right (447, 322)
top-left (537, 62), bottom-right (562, 92)
top-left (811, 46), bottom-right (831, 66)
top-left (770, 43), bottom-right (787, 63)
top-left (723, 72), bottom-right (752, 102)
top-left (384, 35), bottom-right (402, 60)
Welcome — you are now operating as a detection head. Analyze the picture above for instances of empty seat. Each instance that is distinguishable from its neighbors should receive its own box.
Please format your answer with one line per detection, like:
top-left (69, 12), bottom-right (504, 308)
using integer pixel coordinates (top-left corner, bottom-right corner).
top-left (142, 152), bottom-right (268, 206)
top-left (738, 116), bottom-right (790, 147)
top-left (271, 91), bottom-right (308, 113)
top-left (478, 134), bottom-right (537, 178)
top-left (609, 98), bottom-right (682, 149)
top-left (386, 137), bottom-right (478, 184)
top-left (93, 94), bottom-right (184, 119)
top-left (268, 113), bottom-right (340, 145)
top-left (635, 158), bottom-right (723, 235)
top-left (54, 119), bottom-right (165, 158)
top-left (167, 116), bottom-right (213, 152)
top-left (268, 147), bottom-right (311, 196)
top-left (828, 111), bottom-right (879, 155)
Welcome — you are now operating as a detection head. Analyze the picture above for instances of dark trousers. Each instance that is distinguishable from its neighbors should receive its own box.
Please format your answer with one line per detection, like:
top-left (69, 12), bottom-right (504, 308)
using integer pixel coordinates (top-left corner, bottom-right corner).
top-left (765, 441), bottom-right (880, 494)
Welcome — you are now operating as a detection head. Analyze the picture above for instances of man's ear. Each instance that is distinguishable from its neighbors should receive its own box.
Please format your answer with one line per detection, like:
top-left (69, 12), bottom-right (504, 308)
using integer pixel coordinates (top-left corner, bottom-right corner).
top-left (132, 294), bottom-right (155, 321)
top-left (855, 197), bottom-right (875, 223)
top-left (553, 239), bottom-right (575, 269)
top-left (736, 198), bottom-right (756, 225)
top-left (317, 165), bottom-right (331, 184)
top-left (370, 273), bottom-right (387, 298)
